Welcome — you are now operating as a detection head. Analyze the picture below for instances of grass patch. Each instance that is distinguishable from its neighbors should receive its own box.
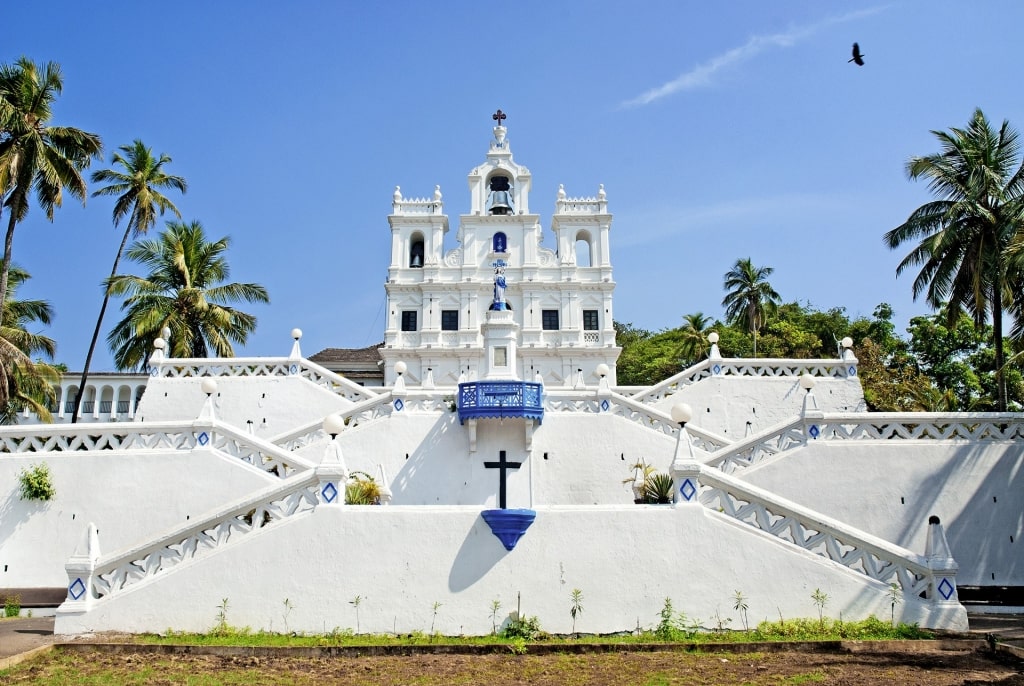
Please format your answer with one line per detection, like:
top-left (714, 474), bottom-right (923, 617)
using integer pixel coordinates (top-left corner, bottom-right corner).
top-left (129, 615), bottom-right (932, 648)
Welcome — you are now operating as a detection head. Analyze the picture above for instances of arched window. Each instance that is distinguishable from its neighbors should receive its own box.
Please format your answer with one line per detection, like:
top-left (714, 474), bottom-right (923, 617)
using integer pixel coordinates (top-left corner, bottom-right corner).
top-left (409, 233), bottom-right (425, 268)
top-left (493, 232), bottom-right (507, 253)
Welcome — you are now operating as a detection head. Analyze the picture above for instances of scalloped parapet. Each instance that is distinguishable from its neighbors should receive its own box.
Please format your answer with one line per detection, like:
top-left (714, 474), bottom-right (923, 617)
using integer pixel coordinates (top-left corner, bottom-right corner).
top-left (391, 185), bottom-right (444, 216)
top-left (555, 184), bottom-right (608, 215)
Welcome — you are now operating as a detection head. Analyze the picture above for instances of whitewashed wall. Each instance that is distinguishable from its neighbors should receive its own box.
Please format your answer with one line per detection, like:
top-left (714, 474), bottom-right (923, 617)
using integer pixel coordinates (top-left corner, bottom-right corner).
top-left (136, 376), bottom-right (353, 437)
top-left (55, 506), bottom-right (964, 636)
top-left (653, 377), bottom-right (864, 438)
top-left (0, 451), bottom-right (273, 588)
top-left (741, 441), bottom-right (1024, 587)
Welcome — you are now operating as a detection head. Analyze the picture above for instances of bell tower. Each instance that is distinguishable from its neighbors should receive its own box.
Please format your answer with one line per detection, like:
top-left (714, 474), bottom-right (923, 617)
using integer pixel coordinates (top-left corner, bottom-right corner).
top-left (380, 112), bottom-right (620, 387)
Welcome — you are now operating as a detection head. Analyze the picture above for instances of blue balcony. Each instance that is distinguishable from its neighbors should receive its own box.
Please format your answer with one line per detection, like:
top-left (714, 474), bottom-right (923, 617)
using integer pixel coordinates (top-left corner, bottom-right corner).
top-left (457, 381), bottom-right (544, 424)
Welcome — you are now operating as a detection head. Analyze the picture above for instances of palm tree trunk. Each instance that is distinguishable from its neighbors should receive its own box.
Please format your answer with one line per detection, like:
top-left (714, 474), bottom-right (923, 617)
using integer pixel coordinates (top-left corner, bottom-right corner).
top-left (71, 225), bottom-right (132, 423)
top-left (992, 283), bottom-right (1007, 412)
top-left (0, 209), bottom-right (19, 334)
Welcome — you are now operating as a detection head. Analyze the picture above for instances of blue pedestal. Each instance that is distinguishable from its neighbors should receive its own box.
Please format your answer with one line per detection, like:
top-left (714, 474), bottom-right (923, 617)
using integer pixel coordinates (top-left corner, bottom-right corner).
top-left (481, 509), bottom-right (536, 551)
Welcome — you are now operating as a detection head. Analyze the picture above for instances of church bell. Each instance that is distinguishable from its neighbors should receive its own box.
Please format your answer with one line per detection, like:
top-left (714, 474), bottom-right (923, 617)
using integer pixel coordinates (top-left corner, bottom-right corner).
top-left (488, 175), bottom-right (513, 215)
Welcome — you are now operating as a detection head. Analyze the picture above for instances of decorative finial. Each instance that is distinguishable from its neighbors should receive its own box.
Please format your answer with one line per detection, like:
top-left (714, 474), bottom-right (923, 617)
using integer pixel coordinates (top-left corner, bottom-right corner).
top-left (492, 109), bottom-right (507, 125)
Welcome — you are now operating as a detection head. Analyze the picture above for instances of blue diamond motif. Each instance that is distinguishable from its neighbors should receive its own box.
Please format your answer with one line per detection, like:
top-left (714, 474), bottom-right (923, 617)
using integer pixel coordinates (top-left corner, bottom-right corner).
top-left (149, 366), bottom-right (159, 377)
top-left (848, 366), bottom-right (857, 376)
top-left (938, 577), bottom-right (955, 600)
top-left (197, 431), bottom-right (209, 446)
top-left (600, 399), bottom-right (610, 411)
top-left (808, 425), bottom-right (820, 439)
top-left (289, 364), bottom-right (298, 375)
top-left (394, 398), bottom-right (404, 412)
top-left (321, 482), bottom-right (338, 504)
top-left (680, 478), bottom-right (697, 502)
top-left (69, 577), bottom-right (86, 600)
top-left (712, 364), bottom-right (722, 375)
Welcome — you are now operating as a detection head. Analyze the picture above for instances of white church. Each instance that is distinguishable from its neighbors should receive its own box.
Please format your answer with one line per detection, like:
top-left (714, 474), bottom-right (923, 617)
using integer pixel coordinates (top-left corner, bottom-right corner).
top-left (2, 115), bottom-right (1022, 636)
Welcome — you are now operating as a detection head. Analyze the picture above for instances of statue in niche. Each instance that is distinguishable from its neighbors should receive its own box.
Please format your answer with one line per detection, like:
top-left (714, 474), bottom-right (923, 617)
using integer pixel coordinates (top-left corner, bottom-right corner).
top-left (490, 259), bottom-right (510, 311)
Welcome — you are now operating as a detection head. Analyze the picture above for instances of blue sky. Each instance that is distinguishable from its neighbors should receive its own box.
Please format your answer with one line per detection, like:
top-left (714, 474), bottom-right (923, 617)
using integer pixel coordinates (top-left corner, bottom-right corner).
top-left (6, 1), bottom-right (1024, 370)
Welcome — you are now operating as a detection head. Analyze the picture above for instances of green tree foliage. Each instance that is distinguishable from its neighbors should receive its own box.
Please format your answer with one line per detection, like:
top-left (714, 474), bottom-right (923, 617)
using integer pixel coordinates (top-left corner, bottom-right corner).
top-left (0, 58), bottom-right (102, 357)
top-left (107, 220), bottom-right (270, 370)
top-left (885, 109), bottom-right (1024, 411)
top-left (1, 266), bottom-right (59, 423)
top-left (72, 140), bottom-right (187, 422)
top-left (614, 300), bottom-right (1022, 411)
top-left (721, 258), bottom-right (781, 357)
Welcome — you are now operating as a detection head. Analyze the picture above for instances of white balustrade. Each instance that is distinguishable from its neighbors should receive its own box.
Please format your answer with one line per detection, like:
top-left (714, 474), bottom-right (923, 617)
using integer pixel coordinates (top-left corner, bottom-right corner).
top-left (705, 411), bottom-right (1024, 475)
top-left (631, 358), bottom-right (858, 405)
top-left (698, 468), bottom-right (933, 597)
top-left (89, 473), bottom-right (319, 600)
top-left (151, 357), bottom-right (377, 403)
top-left (0, 420), bottom-right (313, 479)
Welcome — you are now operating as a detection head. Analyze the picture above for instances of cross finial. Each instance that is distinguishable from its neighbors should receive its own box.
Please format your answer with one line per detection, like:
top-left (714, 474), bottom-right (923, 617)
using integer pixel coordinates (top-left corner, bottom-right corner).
top-left (492, 109), bottom-right (506, 125)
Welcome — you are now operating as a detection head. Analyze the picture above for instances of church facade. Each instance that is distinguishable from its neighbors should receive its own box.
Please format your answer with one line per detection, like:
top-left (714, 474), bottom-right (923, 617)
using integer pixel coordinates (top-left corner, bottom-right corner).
top-left (379, 115), bottom-right (619, 387)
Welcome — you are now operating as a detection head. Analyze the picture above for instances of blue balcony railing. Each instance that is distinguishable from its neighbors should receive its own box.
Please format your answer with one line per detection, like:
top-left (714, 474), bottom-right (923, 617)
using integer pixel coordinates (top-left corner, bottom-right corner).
top-left (457, 381), bottom-right (544, 424)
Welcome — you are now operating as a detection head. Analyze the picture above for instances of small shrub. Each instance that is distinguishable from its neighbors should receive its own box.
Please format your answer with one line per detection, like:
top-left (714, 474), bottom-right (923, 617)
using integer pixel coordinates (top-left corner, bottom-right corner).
top-left (18, 462), bottom-right (56, 501)
top-left (503, 614), bottom-right (543, 640)
top-left (4, 595), bottom-right (21, 617)
top-left (345, 471), bottom-right (382, 505)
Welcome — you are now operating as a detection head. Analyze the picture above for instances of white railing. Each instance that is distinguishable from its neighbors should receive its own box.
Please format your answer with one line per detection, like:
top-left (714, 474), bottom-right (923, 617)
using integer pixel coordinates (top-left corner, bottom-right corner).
top-left (631, 358), bottom-right (856, 405)
top-left (543, 390), bottom-right (728, 453)
top-left (271, 390), bottom-right (458, 451)
top-left (704, 417), bottom-right (807, 474)
top-left (812, 412), bottom-right (1024, 441)
top-left (698, 468), bottom-right (932, 597)
top-left (705, 411), bottom-right (1024, 475)
top-left (152, 357), bottom-right (377, 403)
top-left (0, 420), bottom-right (314, 479)
top-left (90, 473), bottom-right (319, 600)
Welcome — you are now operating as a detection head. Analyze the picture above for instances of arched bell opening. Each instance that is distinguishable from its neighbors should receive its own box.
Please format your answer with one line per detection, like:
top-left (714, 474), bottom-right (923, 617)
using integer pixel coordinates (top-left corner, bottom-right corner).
top-left (487, 174), bottom-right (514, 215)
top-left (409, 232), bottom-right (425, 268)
top-left (575, 230), bottom-right (593, 267)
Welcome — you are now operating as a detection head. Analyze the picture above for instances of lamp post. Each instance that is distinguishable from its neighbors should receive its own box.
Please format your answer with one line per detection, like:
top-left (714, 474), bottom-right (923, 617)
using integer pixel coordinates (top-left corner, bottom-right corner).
top-left (670, 402), bottom-right (700, 504)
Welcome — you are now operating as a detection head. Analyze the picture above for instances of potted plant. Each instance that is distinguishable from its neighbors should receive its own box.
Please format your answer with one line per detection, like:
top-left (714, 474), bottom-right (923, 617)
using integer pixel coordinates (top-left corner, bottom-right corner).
top-left (624, 460), bottom-right (674, 504)
top-left (345, 471), bottom-right (383, 505)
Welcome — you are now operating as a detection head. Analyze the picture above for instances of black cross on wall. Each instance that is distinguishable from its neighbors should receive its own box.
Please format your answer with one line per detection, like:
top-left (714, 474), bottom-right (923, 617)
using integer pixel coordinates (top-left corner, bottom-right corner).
top-left (484, 450), bottom-right (522, 509)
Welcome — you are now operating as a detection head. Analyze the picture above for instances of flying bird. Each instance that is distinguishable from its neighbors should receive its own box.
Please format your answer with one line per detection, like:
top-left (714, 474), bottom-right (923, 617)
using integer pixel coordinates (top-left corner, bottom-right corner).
top-left (849, 42), bottom-right (865, 66)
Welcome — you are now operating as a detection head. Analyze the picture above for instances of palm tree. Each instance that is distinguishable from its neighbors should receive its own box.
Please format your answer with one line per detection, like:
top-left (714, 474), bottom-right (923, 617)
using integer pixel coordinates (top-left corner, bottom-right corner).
top-left (0, 265), bottom-right (59, 421)
top-left (722, 258), bottom-right (781, 357)
top-left (679, 312), bottom-right (712, 365)
top-left (884, 109), bottom-right (1024, 411)
top-left (106, 220), bottom-right (270, 370)
top-left (71, 140), bottom-right (187, 423)
top-left (0, 57), bottom-right (102, 319)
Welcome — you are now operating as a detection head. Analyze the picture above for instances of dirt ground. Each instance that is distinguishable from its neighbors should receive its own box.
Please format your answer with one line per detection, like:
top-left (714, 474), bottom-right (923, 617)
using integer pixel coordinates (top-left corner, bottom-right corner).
top-left (5, 645), bottom-right (1024, 685)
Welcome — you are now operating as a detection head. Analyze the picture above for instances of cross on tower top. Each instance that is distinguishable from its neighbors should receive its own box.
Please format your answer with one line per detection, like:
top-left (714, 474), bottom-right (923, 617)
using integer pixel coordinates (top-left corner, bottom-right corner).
top-left (492, 109), bottom-right (507, 125)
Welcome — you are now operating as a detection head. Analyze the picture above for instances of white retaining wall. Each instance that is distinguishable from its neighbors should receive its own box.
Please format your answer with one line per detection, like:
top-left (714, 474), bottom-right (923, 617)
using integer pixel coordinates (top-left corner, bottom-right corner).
top-left (55, 505), bottom-right (964, 636)
top-left (652, 376), bottom-right (864, 438)
top-left (740, 441), bottom-right (1024, 587)
top-left (136, 375), bottom-right (354, 437)
top-left (0, 450), bottom-right (273, 588)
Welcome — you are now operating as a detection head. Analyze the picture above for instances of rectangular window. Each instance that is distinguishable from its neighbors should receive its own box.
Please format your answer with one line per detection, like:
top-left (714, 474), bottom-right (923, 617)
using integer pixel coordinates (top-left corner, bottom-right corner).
top-left (542, 309), bottom-right (560, 330)
top-left (583, 309), bottom-right (599, 330)
top-left (401, 310), bottom-right (418, 331)
top-left (494, 346), bottom-right (508, 367)
top-left (441, 310), bottom-right (459, 331)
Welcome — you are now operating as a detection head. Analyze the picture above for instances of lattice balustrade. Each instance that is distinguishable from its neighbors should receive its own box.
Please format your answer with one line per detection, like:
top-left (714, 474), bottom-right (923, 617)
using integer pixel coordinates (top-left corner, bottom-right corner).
top-left (631, 358), bottom-right (856, 405)
top-left (705, 419), bottom-right (807, 474)
top-left (814, 413), bottom-right (1024, 442)
top-left (542, 391), bottom-right (728, 453)
top-left (151, 357), bottom-right (376, 403)
top-left (698, 470), bottom-right (932, 598)
top-left (0, 422), bottom-right (311, 479)
top-left (272, 393), bottom-right (396, 451)
top-left (91, 476), bottom-right (319, 599)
